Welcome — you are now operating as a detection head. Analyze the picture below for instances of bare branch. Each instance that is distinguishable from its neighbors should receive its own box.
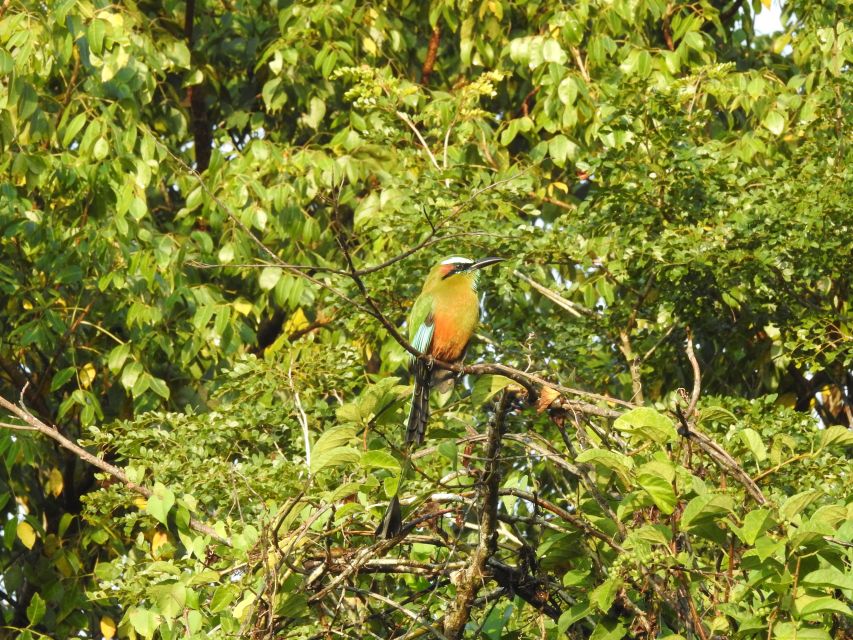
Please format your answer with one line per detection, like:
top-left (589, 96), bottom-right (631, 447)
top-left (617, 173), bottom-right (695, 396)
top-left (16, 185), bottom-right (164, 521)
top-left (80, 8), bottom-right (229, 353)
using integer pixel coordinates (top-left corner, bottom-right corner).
top-left (498, 488), bottom-right (624, 552)
top-left (569, 46), bottom-right (590, 82)
top-left (684, 328), bottom-right (701, 419)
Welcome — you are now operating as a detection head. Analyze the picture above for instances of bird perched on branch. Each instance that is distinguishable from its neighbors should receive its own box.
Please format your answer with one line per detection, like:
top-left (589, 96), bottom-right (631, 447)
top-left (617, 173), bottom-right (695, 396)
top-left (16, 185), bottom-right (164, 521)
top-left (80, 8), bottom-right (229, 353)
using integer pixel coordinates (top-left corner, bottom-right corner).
top-left (405, 255), bottom-right (505, 444)
top-left (376, 255), bottom-right (504, 539)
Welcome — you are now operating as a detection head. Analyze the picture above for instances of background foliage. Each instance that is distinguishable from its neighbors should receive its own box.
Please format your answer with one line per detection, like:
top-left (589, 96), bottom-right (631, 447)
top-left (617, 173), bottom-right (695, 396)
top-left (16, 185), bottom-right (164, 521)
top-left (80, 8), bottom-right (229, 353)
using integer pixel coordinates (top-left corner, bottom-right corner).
top-left (0, 0), bottom-right (851, 638)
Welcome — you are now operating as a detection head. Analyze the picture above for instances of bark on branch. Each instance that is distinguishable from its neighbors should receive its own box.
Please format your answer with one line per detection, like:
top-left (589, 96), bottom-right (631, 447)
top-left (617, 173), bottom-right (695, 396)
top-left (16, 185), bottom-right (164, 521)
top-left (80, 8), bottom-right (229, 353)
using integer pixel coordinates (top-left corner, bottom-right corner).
top-left (443, 391), bottom-right (510, 638)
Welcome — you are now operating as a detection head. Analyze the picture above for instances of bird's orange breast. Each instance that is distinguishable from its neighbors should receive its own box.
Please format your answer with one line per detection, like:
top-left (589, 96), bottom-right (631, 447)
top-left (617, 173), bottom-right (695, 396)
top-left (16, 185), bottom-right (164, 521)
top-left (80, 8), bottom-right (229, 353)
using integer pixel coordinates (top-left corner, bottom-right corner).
top-left (429, 283), bottom-right (479, 362)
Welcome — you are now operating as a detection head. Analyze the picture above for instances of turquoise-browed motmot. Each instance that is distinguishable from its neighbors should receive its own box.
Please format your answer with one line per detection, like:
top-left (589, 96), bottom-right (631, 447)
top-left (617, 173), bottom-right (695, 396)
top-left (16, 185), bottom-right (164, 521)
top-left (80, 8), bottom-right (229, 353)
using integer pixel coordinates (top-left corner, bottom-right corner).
top-left (376, 255), bottom-right (504, 538)
top-left (406, 255), bottom-right (505, 444)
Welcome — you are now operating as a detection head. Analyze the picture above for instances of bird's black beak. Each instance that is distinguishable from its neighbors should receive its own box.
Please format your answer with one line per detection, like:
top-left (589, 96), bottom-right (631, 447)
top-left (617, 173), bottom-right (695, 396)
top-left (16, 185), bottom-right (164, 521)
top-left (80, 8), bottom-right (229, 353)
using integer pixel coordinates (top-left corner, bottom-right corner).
top-left (468, 257), bottom-right (505, 271)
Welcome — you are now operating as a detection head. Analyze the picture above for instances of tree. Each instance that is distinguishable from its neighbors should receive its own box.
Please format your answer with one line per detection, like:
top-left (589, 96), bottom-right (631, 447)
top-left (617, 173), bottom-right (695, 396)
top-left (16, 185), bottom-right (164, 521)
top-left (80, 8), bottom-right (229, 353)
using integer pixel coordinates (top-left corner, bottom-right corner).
top-left (1, 0), bottom-right (851, 638)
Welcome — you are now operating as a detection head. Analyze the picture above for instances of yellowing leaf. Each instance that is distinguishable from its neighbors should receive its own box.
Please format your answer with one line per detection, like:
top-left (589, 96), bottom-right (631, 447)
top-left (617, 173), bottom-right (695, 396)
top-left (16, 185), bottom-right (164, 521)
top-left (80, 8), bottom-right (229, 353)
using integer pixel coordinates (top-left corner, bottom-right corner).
top-left (133, 496), bottom-right (148, 510)
top-left (151, 530), bottom-right (168, 556)
top-left (77, 362), bottom-right (96, 388)
top-left (17, 521), bottom-right (37, 549)
top-left (233, 299), bottom-right (253, 316)
top-left (362, 36), bottom-right (378, 56)
top-left (761, 0), bottom-right (771, 7)
top-left (283, 308), bottom-right (309, 335)
top-left (100, 616), bottom-right (117, 639)
top-left (536, 386), bottom-right (561, 413)
top-left (48, 467), bottom-right (64, 497)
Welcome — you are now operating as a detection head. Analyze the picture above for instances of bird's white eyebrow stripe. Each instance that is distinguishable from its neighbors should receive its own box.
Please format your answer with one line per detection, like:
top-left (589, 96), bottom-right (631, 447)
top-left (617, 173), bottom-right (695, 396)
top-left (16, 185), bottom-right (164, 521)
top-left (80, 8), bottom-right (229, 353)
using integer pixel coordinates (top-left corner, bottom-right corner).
top-left (441, 256), bottom-right (473, 265)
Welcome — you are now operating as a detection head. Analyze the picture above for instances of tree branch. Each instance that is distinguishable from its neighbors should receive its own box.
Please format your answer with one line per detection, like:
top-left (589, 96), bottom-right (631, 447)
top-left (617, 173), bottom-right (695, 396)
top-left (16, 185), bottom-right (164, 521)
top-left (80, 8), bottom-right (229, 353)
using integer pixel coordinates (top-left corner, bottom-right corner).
top-left (0, 392), bottom-right (230, 545)
top-left (443, 390), bottom-right (510, 638)
top-left (421, 26), bottom-right (441, 85)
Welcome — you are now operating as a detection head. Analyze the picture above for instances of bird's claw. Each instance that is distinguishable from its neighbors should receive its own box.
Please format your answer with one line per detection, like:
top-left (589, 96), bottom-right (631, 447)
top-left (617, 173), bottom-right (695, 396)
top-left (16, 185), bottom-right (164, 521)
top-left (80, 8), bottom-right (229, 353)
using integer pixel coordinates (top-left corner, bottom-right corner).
top-left (425, 355), bottom-right (435, 370)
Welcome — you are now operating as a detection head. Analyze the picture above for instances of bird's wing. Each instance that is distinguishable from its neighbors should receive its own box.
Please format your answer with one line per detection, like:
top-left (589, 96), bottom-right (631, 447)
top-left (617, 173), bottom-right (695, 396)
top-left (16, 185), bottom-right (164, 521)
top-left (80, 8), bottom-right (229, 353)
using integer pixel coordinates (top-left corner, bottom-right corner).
top-left (408, 294), bottom-right (435, 362)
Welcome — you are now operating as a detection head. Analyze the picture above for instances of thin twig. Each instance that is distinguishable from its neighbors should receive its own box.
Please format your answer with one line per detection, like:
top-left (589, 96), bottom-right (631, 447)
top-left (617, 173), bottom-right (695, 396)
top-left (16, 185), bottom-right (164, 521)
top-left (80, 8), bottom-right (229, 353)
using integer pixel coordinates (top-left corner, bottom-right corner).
top-left (288, 363), bottom-right (312, 473)
top-left (345, 587), bottom-right (448, 640)
top-left (684, 328), bottom-right (701, 419)
top-left (513, 270), bottom-right (593, 318)
top-left (396, 111), bottom-right (441, 172)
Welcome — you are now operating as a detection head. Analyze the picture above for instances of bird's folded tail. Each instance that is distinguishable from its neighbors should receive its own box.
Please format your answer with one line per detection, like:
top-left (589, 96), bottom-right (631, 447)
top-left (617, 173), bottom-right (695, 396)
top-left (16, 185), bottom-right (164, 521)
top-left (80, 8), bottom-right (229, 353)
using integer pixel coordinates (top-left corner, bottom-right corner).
top-left (374, 493), bottom-right (402, 539)
top-left (375, 457), bottom-right (412, 539)
top-left (406, 359), bottom-right (432, 445)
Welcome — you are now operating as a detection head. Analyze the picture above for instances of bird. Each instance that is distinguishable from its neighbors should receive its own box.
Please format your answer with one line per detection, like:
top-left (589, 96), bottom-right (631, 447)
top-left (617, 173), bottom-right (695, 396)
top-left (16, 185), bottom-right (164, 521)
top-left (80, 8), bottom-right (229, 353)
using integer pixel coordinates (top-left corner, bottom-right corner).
top-left (375, 255), bottom-right (504, 539)
top-left (405, 255), bottom-right (505, 444)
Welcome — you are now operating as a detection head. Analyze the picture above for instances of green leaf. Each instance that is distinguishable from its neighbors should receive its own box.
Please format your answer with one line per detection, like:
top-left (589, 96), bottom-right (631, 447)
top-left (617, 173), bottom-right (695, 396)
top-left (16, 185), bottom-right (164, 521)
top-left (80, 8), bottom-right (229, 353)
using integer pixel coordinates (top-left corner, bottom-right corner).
top-left (801, 567), bottom-right (853, 591)
top-left (636, 472), bottom-right (676, 514)
top-left (576, 449), bottom-right (634, 486)
top-left (62, 113), bottom-right (87, 147)
top-left (87, 19), bottom-right (106, 55)
top-left (437, 439), bottom-right (458, 463)
top-left (735, 508), bottom-right (772, 545)
top-left (558, 600), bottom-right (592, 632)
top-left (542, 39), bottom-right (566, 63)
top-left (681, 493), bottom-right (733, 530)
top-left (739, 428), bottom-right (767, 462)
top-left (700, 406), bottom-right (738, 426)
top-left (259, 267), bottom-right (281, 291)
top-left (148, 583), bottom-right (186, 619)
top-left (780, 490), bottom-right (821, 521)
top-left (146, 482), bottom-right (176, 526)
top-left (383, 475), bottom-right (399, 498)
top-left (591, 577), bottom-right (622, 612)
top-left (128, 607), bottom-right (158, 638)
top-left (107, 343), bottom-right (131, 374)
top-left (276, 593), bottom-right (308, 618)
top-left (312, 425), bottom-right (356, 458)
top-left (470, 375), bottom-right (514, 407)
top-left (549, 134), bottom-right (576, 166)
top-left (121, 361), bottom-right (143, 391)
top-left (613, 407), bottom-right (677, 444)
top-left (302, 97), bottom-right (326, 129)
top-left (50, 366), bottom-right (76, 391)
top-left (26, 592), bottom-right (46, 626)
top-left (773, 622), bottom-right (831, 640)
top-left (310, 447), bottom-right (360, 474)
top-left (818, 425), bottom-right (853, 450)
top-left (557, 76), bottom-right (578, 105)
top-left (763, 110), bottom-right (785, 136)
top-left (209, 585), bottom-right (239, 613)
top-left (361, 450), bottom-right (400, 472)
top-left (148, 376), bottom-right (170, 400)
top-left (797, 596), bottom-right (852, 618)
top-left (93, 137), bottom-right (109, 160)
top-left (590, 619), bottom-right (627, 640)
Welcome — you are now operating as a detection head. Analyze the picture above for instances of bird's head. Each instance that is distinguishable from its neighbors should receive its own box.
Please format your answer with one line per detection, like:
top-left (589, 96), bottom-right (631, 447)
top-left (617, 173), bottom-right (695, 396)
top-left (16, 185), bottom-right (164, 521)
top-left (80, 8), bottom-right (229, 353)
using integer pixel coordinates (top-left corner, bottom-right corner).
top-left (425, 256), bottom-right (505, 290)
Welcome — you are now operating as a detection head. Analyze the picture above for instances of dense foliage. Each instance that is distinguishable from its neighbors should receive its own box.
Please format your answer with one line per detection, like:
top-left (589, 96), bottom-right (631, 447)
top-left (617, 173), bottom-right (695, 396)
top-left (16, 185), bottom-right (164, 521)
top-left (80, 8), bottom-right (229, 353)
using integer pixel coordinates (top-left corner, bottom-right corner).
top-left (1, 0), bottom-right (851, 638)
